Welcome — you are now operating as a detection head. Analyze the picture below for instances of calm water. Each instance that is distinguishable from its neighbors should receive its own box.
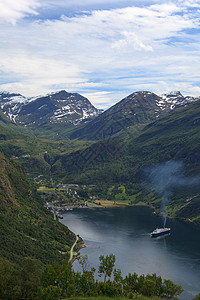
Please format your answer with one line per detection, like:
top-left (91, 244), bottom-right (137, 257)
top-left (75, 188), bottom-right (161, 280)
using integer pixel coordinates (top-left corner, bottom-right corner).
top-left (60, 206), bottom-right (200, 299)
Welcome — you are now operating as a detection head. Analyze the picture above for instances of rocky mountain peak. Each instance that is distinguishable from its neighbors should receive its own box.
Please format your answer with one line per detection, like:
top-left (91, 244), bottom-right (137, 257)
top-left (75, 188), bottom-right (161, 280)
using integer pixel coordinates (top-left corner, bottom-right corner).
top-left (0, 90), bottom-right (102, 128)
top-left (160, 91), bottom-right (198, 110)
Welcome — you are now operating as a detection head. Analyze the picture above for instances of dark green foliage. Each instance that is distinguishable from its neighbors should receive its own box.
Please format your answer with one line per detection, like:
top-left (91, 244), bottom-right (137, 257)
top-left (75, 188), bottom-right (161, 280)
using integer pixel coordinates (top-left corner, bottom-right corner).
top-left (97, 280), bottom-right (123, 297)
top-left (123, 272), bottom-right (183, 299)
top-left (39, 255), bottom-right (184, 299)
top-left (0, 258), bottom-right (17, 300)
top-left (0, 254), bottom-right (184, 299)
top-left (162, 279), bottom-right (183, 299)
top-left (32, 122), bottom-right (75, 140)
top-left (139, 279), bottom-right (156, 297)
top-left (0, 258), bottom-right (41, 300)
top-left (18, 258), bottom-right (41, 300)
top-left (39, 285), bottom-right (62, 300)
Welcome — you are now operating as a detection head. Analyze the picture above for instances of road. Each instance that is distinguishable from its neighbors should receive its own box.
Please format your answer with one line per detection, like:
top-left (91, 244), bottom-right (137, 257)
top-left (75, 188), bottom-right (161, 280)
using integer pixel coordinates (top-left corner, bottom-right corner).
top-left (69, 235), bottom-right (79, 262)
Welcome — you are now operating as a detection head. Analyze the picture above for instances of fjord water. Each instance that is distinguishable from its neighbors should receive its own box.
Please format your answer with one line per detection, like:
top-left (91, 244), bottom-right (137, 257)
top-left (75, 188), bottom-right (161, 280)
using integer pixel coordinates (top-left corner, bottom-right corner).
top-left (61, 206), bottom-right (200, 299)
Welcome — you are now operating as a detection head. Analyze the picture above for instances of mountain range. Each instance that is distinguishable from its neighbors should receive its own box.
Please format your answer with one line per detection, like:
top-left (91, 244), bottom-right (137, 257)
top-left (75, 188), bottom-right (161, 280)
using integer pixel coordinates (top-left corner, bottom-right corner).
top-left (0, 89), bottom-right (198, 140)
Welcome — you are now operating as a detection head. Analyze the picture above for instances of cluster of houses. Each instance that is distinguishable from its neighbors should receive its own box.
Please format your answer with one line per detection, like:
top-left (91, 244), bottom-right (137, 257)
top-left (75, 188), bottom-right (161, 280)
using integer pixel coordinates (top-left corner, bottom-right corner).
top-left (44, 200), bottom-right (88, 219)
top-left (41, 183), bottom-right (100, 219)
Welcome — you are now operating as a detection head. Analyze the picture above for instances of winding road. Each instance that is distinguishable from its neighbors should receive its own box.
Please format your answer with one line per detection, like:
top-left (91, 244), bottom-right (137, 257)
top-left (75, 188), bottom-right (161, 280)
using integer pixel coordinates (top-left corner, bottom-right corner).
top-left (69, 235), bottom-right (79, 262)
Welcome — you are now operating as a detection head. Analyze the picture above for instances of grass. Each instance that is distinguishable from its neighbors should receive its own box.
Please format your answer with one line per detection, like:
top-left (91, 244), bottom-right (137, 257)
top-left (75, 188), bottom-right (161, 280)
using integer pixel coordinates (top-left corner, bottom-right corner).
top-left (37, 186), bottom-right (56, 192)
top-left (64, 296), bottom-right (161, 300)
top-left (95, 200), bottom-right (130, 207)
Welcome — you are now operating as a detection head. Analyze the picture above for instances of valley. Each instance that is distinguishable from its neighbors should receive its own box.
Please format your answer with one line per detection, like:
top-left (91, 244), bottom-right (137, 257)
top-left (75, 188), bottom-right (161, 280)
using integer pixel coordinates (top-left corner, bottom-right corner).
top-left (0, 89), bottom-right (200, 225)
top-left (2, 1), bottom-right (200, 298)
top-left (0, 88), bottom-right (200, 299)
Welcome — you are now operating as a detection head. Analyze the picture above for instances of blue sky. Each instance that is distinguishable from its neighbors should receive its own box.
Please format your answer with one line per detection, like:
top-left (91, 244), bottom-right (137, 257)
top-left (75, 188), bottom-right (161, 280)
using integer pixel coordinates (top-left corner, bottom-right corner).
top-left (0, 0), bottom-right (200, 108)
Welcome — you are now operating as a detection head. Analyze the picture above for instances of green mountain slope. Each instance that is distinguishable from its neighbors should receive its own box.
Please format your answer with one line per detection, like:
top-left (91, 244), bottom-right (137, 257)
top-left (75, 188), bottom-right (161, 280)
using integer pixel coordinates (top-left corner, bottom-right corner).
top-left (0, 153), bottom-right (75, 267)
top-left (70, 91), bottom-right (163, 140)
top-left (126, 98), bottom-right (200, 176)
top-left (0, 109), bottom-right (33, 140)
top-left (0, 107), bottom-right (93, 182)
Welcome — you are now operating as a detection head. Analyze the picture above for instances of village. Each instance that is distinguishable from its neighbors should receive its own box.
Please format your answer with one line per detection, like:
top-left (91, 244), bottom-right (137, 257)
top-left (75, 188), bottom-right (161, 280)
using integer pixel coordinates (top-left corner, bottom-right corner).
top-left (38, 183), bottom-right (101, 219)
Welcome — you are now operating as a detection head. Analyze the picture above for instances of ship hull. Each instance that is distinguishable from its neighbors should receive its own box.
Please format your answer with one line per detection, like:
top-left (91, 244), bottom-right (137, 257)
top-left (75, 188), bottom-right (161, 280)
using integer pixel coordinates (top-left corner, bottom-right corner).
top-left (151, 228), bottom-right (171, 238)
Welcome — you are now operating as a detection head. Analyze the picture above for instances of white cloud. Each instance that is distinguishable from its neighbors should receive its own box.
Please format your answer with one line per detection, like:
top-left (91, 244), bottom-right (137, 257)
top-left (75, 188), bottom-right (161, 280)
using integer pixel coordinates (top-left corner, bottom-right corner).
top-left (0, 0), bottom-right (40, 24)
top-left (81, 91), bottom-right (128, 109)
top-left (178, 0), bottom-right (200, 7)
top-left (0, 1), bottom-right (200, 107)
top-left (112, 31), bottom-right (153, 52)
top-left (0, 52), bottom-right (85, 96)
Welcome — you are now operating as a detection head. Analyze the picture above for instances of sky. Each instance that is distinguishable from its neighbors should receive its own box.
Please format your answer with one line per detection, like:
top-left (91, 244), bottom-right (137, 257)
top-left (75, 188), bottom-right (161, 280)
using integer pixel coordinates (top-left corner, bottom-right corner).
top-left (0, 0), bottom-right (200, 109)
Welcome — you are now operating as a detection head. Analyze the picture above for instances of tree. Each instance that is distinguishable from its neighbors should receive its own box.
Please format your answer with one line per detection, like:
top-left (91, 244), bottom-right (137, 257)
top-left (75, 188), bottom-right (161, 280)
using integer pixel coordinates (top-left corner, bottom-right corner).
top-left (97, 279), bottom-right (122, 297)
top-left (38, 285), bottom-right (62, 300)
top-left (41, 263), bottom-right (60, 288)
top-left (113, 268), bottom-right (123, 284)
top-left (0, 259), bottom-right (17, 300)
top-left (98, 254), bottom-right (116, 282)
top-left (75, 270), bottom-right (96, 296)
top-left (123, 272), bottom-right (139, 294)
top-left (41, 259), bottom-right (75, 299)
top-left (140, 279), bottom-right (156, 297)
top-left (146, 273), bottom-right (163, 297)
top-left (19, 258), bottom-right (41, 300)
top-left (193, 293), bottom-right (200, 300)
top-left (78, 255), bottom-right (89, 273)
top-left (162, 279), bottom-right (183, 299)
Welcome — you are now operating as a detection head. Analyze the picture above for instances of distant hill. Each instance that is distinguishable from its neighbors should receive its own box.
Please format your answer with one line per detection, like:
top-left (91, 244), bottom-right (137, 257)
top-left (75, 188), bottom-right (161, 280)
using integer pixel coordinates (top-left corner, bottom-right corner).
top-left (0, 107), bottom-right (33, 140)
top-left (70, 91), bottom-right (199, 140)
top-left (0, 152), bottom-right (75, 266)
top-left (0, 90), bottom-right (103, 140)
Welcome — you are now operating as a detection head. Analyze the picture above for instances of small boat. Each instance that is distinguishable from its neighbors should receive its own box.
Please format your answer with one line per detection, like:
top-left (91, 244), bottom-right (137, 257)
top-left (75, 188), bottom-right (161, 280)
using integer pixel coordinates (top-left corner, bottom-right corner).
top-left (151, 227), bottom-right (171, 238)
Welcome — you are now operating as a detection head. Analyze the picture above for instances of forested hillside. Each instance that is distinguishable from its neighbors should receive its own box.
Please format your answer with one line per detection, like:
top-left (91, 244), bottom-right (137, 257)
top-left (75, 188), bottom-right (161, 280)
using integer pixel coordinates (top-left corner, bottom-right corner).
top-left (0, 153), bottom-right (75, 267)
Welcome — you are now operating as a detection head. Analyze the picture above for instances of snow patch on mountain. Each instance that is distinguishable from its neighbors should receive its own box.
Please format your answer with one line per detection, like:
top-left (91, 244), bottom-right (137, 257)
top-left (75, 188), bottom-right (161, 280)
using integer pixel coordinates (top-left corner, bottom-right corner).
top-left (159, 91), bottom-right (198, 111)
top-left (0, 90), bottom-right (199, 131)
top-left (0, 90), bottom-right (102, 128)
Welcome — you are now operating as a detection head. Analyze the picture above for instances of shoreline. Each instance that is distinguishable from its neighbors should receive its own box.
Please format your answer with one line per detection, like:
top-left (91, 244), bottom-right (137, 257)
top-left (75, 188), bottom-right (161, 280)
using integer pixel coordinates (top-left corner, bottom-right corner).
top-left (88, 201), bottom-right (200, 227)
top-left (69, 234), bottom-right (86, 263)
top-left (62, 201), bottom-right (200, 227)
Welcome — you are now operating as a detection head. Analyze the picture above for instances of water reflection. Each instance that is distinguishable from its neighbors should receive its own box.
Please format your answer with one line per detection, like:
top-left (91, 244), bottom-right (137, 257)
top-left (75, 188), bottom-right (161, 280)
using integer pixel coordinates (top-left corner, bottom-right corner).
top-left (61, 206), bottom-right (200, 299)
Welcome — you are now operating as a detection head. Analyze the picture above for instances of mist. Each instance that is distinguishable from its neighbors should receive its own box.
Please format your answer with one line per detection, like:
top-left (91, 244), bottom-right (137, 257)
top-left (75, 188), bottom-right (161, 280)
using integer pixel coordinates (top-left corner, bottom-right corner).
top-left (145, 160), bottom-right (200, 227)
